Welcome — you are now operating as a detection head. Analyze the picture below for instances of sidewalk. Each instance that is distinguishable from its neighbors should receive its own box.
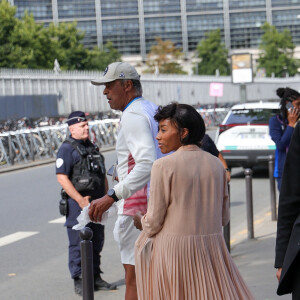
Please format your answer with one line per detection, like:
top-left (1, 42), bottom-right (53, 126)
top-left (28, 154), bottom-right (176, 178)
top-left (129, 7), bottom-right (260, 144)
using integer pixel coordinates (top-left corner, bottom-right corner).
top-left (99, 215), bottom-right (288, 300)
top-left (231, 216), bottom-right (290, 300)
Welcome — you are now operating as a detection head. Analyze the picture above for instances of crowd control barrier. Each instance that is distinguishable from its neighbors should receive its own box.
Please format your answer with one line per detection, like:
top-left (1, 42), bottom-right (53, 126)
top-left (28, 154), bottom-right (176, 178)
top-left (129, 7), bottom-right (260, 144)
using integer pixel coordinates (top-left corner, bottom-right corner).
top-left (0, 119), bottom-right (119, 167)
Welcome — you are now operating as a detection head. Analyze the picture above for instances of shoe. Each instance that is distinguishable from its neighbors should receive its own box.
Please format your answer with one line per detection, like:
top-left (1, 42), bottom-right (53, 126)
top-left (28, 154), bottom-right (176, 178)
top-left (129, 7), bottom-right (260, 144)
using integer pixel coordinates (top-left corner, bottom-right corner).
top-left (94, 275), bottom-right (117, 291)
top-left (74, 277), bottom-right (82, 296)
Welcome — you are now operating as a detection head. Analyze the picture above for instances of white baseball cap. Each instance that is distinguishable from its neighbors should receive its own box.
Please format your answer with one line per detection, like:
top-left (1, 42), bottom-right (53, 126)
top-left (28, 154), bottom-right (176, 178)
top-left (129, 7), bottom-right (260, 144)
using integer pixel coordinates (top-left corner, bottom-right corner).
top-left (91, 62), bottom-right (140, 85)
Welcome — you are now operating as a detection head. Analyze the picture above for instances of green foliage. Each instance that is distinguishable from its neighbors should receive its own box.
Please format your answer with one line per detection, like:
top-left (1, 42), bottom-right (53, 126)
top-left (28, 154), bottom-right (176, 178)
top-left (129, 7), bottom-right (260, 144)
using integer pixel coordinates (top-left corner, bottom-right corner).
top-left (0, 0), bottom-right (17, 67)
top-left (144, 37), bottom-right (187, 74)
top-left (84, 41), bottom-right (122, 71)
top-left (194, 29), bottom-right (230, 76)
top-left (258, 22), bottom-right (299, 77)
top-left (0, 0), bottom-right (121, 70)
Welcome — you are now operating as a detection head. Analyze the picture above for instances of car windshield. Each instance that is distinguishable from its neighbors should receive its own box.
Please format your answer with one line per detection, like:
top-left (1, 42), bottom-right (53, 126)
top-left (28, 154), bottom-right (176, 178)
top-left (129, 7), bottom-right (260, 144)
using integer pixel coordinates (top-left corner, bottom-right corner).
top-left (225, 108), bottom-right (279, 124)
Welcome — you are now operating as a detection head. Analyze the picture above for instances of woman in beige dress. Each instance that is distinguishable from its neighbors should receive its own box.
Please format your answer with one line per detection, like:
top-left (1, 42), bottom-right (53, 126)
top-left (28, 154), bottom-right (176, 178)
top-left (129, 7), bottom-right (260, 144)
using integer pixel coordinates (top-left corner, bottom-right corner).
top-left (134, 103), bottom-right (255, 300)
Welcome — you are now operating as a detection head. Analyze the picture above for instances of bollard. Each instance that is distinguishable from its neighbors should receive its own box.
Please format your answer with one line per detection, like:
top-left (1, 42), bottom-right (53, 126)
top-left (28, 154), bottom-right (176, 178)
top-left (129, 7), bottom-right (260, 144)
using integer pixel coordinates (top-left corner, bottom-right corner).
top-left (8, 134), bottom-right (14, 166)
top-left (223, 183), bottom-right (230, 252)
top-left (80, 227), bottom-right (94, 300)
top-left (244, 168), bottom-right (254, 239)
top-left (268, 155), bottom-right (277, 221)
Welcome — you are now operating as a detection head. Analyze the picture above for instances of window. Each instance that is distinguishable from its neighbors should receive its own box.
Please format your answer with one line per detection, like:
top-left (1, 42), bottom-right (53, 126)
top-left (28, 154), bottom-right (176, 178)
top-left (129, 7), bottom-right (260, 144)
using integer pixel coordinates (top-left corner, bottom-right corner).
top-left (102, 19), bottom-right (140, 54)
top-left (15, 0), bottom-right (52, 20)
top-left (187, 14), bottom-right (224, 51)
top-left (58, 0), bottom-right (96, 19)
top-left (145, 16), bottom-right (182, 53)
top-left (101, 0), bottom-right (138, 17)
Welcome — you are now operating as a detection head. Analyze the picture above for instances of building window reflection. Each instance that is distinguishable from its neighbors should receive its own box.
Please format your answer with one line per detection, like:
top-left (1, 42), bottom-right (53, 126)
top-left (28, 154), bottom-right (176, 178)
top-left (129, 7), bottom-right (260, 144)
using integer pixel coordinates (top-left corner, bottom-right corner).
top-left (143, 0), bottom-right (180, 14)
top-left (102, 19), bottom-right (140, 55)
top-left (101, 0), bottom-right (138, 17)
top-left (15, 0), bottom-right (53, 20)
top-left (230, 11), bottom-right (266, 48)
top-left (187, 14), bottom-right (224, 50)
top-left (145, 16), bottom-right (182, 53)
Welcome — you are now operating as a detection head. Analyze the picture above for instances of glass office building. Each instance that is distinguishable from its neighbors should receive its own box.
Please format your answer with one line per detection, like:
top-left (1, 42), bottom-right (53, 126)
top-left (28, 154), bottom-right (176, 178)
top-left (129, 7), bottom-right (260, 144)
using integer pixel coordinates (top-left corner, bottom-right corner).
top-left (9, 0), bottom-right (300, 60)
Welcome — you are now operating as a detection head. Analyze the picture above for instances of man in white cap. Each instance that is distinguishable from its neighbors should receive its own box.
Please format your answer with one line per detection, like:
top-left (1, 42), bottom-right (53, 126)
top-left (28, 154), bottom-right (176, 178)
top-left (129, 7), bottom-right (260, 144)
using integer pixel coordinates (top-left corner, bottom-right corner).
top-left (89, 62), bottom-right (163, 300)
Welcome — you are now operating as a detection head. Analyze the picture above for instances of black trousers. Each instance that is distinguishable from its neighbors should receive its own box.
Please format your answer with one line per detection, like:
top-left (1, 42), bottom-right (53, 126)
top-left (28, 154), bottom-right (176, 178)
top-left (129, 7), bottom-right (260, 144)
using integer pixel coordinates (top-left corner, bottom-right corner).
top-left (67, 222), bottom-right (105, 279)
top-left (292, 253), bottom-right (300, 300)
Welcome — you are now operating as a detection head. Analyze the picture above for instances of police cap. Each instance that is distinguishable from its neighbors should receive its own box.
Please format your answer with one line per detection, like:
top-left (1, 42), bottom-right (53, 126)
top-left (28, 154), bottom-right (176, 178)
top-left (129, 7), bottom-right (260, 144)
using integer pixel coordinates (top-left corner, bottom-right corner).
top-left (66, 111), bottom-right (87, 126)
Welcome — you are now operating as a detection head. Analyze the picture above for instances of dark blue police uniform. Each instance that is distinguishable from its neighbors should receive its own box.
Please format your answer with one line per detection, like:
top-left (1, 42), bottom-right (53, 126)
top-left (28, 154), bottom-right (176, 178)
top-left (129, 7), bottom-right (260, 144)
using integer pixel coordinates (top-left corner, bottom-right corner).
top-left (56, 138), bottom-right (105, 280)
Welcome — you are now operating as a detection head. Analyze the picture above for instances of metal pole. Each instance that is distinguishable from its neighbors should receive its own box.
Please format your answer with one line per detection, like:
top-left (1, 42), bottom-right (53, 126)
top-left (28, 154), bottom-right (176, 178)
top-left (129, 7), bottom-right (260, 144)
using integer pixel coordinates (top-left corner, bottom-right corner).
top-left (80, 227), bottom-right (94, 300)
top-left (268, 155), bottom-right (277, 221)
top-left (244, 168), bottom-right (254, 239)
top-left (223, 183), bottom-right (231, 252)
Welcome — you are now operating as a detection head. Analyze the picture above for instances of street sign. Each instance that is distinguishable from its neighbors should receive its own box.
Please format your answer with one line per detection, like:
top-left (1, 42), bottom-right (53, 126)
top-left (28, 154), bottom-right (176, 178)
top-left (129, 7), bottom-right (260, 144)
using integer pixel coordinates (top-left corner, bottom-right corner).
top-left (209, 82), bottom-right (224, 97)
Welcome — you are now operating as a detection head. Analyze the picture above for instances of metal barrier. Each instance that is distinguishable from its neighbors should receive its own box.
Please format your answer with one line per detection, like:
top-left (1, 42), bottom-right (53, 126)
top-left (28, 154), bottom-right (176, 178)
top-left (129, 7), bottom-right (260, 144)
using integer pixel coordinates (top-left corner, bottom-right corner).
top-left (244, 168), bottom-right (254, 239)
top-left (0, 119), bottom-right (119, 166)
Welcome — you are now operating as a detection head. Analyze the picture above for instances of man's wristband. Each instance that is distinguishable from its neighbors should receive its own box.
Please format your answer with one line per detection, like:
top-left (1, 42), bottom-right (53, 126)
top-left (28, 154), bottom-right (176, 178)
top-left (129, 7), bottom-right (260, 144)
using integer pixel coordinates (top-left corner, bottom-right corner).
top-left (107, 188), bottom-right (119, 202)
top-left (225, 168), bottom-right (230, 172)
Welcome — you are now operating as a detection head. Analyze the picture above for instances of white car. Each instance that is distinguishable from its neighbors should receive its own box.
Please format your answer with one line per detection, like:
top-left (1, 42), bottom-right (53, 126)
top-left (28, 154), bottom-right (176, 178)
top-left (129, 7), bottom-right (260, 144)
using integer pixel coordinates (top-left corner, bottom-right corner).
top-left (215, 101), bottom-right (280, 169)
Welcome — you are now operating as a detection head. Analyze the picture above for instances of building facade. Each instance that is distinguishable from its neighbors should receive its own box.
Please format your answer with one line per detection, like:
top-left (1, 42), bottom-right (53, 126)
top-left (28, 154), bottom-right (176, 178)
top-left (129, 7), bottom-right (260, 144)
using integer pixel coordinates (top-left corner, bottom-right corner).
top-left (7, 0), bottom-right (300, 61)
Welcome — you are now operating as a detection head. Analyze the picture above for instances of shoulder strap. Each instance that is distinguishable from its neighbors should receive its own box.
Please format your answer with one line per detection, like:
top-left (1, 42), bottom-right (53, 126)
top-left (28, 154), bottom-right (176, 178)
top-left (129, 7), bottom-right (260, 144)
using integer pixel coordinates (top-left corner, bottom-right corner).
top-left (64, 137), bottom-right (88, 156)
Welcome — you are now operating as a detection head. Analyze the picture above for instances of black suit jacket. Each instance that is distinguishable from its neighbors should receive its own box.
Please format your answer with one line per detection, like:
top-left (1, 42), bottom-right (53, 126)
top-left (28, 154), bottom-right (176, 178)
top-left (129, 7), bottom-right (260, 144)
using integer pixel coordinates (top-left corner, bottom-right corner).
top-left (275, 122), bottom-right (300, 295)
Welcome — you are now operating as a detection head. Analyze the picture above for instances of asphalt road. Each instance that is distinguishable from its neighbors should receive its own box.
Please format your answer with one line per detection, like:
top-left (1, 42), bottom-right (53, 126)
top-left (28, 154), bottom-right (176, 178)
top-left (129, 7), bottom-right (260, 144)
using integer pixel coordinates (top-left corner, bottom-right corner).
top-left (0, 150), bottom-right (277, 300)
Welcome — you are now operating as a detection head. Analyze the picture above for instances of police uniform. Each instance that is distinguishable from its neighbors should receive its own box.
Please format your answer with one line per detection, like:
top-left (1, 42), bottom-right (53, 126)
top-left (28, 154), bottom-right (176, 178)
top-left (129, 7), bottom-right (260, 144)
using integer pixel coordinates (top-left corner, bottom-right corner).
top-left (56, 111), bottom-right (116, 294)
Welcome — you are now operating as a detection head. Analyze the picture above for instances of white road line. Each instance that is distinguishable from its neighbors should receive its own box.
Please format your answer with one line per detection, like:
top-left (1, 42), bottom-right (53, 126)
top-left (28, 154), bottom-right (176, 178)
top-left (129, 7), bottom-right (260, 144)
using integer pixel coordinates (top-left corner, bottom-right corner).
top-left (48, 217), bottom-right (65, 224)
top-left (0, 231), bottom-right (38, 247)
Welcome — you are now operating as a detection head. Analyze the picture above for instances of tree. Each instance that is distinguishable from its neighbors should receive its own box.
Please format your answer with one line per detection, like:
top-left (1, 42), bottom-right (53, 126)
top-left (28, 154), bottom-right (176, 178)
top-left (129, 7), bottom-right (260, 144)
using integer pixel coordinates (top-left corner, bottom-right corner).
top-left (144, 37), bottom-right (187, 74)
top-left (258, 22), bottom-right (299, 77)
top-left (84, 41), bottom-right (122, 71)
top-left (0, 0), bottom-right (17, 67)
top-left (194, 29), bottom-right (230, 76)
top-left (0, 0), bottom-right (121, 70)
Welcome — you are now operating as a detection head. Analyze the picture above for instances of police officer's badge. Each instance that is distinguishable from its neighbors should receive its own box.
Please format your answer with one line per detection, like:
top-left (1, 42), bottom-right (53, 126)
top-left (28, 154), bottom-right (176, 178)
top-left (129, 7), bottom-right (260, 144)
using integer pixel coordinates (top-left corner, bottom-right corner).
top-left (56, 158), bottom-right (64, 168)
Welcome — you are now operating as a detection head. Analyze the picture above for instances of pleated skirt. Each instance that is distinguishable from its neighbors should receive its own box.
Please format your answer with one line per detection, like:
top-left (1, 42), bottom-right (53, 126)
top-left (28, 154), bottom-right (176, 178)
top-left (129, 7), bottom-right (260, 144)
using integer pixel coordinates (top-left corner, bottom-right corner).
top-left (135, 232), bottom-right (255, 300)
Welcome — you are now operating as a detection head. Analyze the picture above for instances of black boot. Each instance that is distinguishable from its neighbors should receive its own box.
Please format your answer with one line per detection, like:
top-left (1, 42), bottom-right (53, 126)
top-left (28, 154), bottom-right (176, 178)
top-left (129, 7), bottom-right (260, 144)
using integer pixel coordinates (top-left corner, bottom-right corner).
top-left (74, 277), bottom-right (82, 296)
top-left (94, 274), bottom-right (117, 291)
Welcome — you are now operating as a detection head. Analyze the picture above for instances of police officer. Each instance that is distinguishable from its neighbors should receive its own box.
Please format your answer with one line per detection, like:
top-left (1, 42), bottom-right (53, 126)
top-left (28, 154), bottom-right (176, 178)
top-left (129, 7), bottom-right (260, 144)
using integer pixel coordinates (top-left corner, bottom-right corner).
top-left (56, 111), bottom-right (117, 296)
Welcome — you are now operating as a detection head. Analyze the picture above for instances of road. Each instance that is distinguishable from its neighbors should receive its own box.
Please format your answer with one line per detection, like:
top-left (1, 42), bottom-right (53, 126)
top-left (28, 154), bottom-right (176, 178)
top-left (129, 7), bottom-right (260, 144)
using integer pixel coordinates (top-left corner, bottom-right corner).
top-left (0, 150), bottom-right (277, 300)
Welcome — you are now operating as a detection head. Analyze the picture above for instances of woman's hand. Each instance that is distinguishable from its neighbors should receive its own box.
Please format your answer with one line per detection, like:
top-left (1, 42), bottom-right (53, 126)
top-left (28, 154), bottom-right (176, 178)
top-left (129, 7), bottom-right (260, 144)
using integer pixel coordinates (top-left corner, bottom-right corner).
top-left (133, 212), bottom-right (143, 231)
top-left (276, 268), bottom-right (282, 282)
top-left (288, 108), bottom-right (300, 127)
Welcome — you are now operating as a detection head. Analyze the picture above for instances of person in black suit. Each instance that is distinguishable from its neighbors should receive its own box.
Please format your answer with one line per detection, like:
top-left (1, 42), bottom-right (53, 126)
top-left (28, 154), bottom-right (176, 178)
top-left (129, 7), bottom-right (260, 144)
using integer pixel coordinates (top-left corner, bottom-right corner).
top-left (275, 121), bottom-right (300, 299)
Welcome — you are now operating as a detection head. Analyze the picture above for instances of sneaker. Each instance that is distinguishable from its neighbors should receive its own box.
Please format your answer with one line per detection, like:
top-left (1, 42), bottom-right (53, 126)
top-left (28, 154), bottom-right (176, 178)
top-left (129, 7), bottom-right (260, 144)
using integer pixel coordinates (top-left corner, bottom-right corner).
top-left (94, 275), bottom-right (117, 291)
top-left (74, 277), bottom-right (82, 296)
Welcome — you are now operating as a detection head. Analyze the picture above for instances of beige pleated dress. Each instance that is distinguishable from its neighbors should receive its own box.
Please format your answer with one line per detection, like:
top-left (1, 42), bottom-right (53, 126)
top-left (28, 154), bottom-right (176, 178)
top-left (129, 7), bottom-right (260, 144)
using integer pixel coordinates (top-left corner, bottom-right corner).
top-left (135, 145), bottom-right (255, 300)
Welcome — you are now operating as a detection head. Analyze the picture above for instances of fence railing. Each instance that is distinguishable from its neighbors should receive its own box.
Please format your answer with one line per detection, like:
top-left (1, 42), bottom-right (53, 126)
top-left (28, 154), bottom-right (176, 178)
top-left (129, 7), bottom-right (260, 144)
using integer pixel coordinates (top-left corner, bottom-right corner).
top-left (0, 108), bottom-right (228, 167)
top-left (0, 119), bottom-right (119, 167)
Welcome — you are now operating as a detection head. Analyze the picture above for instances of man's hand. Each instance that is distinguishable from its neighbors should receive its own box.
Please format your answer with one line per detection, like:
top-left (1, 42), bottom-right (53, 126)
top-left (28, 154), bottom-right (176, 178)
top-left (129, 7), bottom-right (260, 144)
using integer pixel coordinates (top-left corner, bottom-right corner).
top-left (133, 212), bottom-right (143, 231)
top-left (78, 196), bottom-right (91, 209)
top-left (276, 268), bottom-right (282, 282)
top-left (89, 195), bottom-right (114, 222)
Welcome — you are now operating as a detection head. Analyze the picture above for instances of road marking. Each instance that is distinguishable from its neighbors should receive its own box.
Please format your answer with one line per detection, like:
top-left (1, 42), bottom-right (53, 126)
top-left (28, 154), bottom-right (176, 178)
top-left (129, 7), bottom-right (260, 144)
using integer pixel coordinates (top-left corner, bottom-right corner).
top-left (49, 217), bottom-right (65, 224)
top-left (0, 231), bottom-right (38, 247)
top-left (254, 218), bottom-right (264, 225)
